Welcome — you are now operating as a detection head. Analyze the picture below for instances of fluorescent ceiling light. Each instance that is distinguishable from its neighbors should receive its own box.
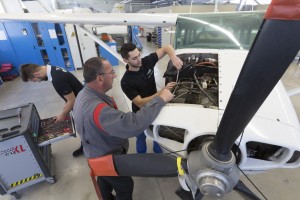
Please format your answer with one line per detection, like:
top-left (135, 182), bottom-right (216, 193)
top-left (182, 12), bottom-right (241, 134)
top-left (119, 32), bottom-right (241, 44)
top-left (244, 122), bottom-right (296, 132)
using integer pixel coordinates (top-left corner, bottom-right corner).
top-left (152, 0), bottom-right (167, 4)
top-left (120, 0), bottom-right (132, 3)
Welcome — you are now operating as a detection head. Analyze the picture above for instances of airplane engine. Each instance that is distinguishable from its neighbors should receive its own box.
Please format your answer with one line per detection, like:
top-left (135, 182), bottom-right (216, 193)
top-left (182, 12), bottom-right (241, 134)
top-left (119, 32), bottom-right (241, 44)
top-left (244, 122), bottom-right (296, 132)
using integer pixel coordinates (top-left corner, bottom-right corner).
top-left (164, 53), bottom-right (219, 108)
top-left (153, 53), bottom-right (220, 154)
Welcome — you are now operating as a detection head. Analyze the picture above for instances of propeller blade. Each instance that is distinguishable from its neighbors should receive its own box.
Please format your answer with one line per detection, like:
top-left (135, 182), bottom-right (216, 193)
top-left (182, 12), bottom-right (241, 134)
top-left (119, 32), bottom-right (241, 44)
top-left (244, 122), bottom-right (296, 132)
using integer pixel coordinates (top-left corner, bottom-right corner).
top-left (114, 153), bottom-right (183, 177)
top-left (209, 0), bottom-right (300, 161)
top-left (234, 180), bottom-right (261, 200)
top-left (88, 154), bottom-right (187, 177)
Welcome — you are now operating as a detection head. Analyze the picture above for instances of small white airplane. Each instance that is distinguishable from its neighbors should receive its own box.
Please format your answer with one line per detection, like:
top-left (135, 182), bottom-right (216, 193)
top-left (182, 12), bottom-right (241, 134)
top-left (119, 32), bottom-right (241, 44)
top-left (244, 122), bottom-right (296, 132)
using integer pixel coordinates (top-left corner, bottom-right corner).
top-left (1, 0), bottom-right (300, 199)
top-left (148, 11), bottom-right (300, 172)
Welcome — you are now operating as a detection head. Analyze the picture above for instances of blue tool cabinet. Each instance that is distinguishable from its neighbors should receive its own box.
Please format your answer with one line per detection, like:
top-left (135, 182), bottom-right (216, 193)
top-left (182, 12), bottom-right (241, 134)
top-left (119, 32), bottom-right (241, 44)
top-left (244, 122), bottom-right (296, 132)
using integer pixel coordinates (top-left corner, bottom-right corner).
top-left (0, 22), bottom-right (74, 71)
top-left (1, 22), bottom-right (44, 70)
top-left (30, 23), bottom-right (75, 71)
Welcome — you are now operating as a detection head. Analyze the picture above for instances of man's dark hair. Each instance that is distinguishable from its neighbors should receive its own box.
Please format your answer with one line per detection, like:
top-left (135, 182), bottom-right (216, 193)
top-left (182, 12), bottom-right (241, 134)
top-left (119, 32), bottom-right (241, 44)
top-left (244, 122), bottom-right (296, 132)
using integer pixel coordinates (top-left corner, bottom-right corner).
top-left (84, 57), bottom-right (106, 83)
top-left (120, 43), bottom-right (137, 59)
top-left (19, 64), bottom-right (40, 82)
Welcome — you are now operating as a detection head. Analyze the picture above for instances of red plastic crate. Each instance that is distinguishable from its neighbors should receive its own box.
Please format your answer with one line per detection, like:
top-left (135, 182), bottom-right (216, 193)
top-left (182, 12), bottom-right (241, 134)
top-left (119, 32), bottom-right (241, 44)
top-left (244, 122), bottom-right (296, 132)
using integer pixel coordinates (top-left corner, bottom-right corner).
top-left (0, 63), bottom-right (18, 81)
top-left (0, 64), bottom-right (12, 73)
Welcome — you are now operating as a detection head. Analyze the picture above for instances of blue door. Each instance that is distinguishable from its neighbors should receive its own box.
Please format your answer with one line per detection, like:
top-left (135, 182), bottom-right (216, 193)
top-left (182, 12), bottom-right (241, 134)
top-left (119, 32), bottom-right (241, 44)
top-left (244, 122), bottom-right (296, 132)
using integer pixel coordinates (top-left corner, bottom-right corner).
top-left (0, 23), bottom-right (20, 69)
top-left (46, 23), bottom-right (75, 71)
top-left (31, 22), bottom-right (59, 66)
top-left (4, 22), bottom-right (43, 66)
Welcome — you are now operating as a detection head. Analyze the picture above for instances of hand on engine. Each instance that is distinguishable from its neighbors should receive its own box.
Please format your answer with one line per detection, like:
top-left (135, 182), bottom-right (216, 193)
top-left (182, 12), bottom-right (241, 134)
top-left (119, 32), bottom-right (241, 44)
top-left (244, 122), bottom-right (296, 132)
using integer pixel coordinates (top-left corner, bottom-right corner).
top-left (165, 82), bottom-right (176, 90)
top-left (170, 55), bottom-right (183, 70)
top-left (159, 89), bottom-right (174, 103)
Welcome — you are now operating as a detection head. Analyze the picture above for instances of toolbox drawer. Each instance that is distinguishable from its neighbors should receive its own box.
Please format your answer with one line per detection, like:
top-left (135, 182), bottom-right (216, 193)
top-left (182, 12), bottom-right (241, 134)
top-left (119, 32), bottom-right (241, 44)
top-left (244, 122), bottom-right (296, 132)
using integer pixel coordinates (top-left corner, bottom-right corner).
top-left (0, 103), bottom-right (76, 146)
top-left (38, 113), bottom-right (76, 147)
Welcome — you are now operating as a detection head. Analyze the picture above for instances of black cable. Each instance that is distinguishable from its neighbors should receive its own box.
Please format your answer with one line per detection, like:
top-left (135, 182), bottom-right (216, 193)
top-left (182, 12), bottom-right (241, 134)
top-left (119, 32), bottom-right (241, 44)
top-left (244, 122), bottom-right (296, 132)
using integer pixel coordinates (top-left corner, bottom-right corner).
top-left (236, 132), bottom-right (267, 199)
top-left (236, 132), bottom-right (268, 199)
top-left (237, 166), bottom-right (268, 200)
top-left (163, 147), bottom-right (199, 155)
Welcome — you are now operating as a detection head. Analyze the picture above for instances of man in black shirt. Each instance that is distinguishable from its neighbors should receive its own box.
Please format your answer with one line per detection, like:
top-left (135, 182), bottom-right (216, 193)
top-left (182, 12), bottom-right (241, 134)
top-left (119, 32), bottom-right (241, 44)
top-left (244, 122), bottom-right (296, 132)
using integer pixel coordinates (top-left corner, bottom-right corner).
top-left (120, 43), bottom-right (183, 153)
top-left (19, 64), bottom-right (84, 157)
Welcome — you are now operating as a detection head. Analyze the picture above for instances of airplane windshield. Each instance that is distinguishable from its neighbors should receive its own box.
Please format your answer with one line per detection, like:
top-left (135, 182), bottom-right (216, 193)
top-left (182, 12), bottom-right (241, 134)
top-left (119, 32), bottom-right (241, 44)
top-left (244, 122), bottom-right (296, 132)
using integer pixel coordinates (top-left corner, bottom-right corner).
top-left (175, 12), bottom-right (264, 50)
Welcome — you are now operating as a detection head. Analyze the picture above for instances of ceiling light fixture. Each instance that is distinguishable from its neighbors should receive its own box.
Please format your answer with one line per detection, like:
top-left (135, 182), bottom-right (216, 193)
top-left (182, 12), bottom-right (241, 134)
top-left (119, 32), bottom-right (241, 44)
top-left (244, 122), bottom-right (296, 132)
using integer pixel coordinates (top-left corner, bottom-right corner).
top-left (119, 0), bottom-right (132, 4)
top-left (151, 0), bottom-right (167, 4)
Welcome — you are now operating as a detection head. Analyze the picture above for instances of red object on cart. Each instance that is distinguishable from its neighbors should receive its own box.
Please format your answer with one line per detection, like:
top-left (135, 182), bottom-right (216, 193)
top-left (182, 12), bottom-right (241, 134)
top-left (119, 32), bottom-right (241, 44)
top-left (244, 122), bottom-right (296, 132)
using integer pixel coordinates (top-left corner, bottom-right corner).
top-left (0, 64), bottom-right (18, 81)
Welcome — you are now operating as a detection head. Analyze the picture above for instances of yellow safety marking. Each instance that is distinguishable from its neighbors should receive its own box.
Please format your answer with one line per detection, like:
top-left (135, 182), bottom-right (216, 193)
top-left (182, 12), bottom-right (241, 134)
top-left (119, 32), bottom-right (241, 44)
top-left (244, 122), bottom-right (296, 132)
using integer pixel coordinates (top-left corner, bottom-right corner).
top-left (10, 173), bottom-right (43, 188)
top-left (177, 157), bottom-right (185, 176)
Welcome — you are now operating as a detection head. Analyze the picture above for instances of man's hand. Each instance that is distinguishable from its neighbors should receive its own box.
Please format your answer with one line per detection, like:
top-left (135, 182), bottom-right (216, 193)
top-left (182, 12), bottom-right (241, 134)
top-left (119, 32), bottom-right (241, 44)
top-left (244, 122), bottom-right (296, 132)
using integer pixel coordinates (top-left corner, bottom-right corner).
top-left (170, 55), bottom-right (183, 70)
top-left (164, 82), bottom-right (176, 90)
top-left (159, 89), bottom-right (174, 103)
top-left (54, 113), bottom-right (66, 123)
top-left (156, 45), bottom-right (183, 70)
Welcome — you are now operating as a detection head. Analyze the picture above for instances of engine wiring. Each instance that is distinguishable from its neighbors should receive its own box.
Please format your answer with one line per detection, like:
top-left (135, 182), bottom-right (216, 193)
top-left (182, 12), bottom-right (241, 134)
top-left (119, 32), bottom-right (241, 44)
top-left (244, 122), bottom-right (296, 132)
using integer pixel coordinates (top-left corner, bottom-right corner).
top-left (193, 72), bottom-right (217, 105)
top-left (171, 78), bottom-right (217, 105)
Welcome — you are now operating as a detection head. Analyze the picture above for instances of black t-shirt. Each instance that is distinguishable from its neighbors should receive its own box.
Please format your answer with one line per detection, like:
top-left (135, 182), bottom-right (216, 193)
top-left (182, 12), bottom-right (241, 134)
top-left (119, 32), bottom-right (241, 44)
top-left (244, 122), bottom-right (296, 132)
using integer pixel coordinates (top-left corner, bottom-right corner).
top-left (51, 66), bottom-right (83, 102)
top-left (121, 53), bottom-right (159, 112)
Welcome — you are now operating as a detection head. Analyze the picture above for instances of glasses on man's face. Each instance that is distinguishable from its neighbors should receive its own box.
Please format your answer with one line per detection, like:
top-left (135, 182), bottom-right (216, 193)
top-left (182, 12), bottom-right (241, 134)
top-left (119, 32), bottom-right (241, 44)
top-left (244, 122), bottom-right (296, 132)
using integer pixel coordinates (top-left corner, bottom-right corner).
top-left (98, 69), bottom-right (116, 76)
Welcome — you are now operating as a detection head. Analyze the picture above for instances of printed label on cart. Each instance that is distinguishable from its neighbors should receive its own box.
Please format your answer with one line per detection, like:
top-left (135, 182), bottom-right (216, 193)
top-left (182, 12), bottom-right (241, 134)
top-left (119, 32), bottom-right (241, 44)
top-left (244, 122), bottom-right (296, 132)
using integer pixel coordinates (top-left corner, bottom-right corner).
top-left (10, 173), bottom-right (43, 188)
top-left (0, 145), bottom-right (26, 156)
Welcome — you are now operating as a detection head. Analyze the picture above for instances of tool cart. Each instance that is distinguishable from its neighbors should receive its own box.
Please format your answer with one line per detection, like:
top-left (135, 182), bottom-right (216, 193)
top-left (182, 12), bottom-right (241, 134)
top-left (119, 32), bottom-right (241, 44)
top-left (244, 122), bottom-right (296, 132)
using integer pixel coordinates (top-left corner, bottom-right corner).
top-left (0, 103), bottom-right (76, 199)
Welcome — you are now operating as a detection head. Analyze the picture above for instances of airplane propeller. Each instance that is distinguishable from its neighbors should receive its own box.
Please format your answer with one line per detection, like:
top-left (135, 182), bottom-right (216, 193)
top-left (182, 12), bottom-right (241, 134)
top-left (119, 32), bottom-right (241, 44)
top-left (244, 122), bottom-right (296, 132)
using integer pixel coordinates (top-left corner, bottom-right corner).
top-left (89, 0), bottom-right (300, 199)
top-left (210, 4), bottom-right (300, 160)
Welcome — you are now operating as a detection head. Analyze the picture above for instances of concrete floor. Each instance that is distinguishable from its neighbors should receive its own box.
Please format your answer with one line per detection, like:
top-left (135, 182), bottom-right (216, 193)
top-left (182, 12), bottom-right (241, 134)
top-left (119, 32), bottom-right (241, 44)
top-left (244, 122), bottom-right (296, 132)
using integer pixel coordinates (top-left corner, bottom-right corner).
top-left (1, 38), bottom-right (300, 200)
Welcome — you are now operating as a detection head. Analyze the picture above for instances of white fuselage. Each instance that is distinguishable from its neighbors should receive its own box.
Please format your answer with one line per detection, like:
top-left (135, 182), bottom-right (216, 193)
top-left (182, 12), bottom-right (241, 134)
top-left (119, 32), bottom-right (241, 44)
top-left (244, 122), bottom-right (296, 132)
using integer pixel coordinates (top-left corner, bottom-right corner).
top-left (146, 48), bottom-right (300, 173)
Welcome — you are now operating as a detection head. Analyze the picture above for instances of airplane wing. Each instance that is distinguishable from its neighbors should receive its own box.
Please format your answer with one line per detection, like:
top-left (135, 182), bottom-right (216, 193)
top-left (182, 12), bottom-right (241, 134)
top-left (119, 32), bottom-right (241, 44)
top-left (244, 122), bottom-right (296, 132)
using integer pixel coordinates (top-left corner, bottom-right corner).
top-left (0, 13), bottom-right (177, 27)
top-left (0, 12), bottom-right (178, 65)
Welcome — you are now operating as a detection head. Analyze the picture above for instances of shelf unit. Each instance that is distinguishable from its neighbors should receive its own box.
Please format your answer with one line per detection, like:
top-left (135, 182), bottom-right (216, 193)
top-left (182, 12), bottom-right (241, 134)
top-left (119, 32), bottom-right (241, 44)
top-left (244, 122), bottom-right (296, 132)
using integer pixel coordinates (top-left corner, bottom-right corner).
top-left (157, 27), bottom-right (162, 48)
top-left (31, 23), bottom-right (74, 71)
top-left (151, 27), bottom-right (162, 48)
top-left (53, 23), bottom-right (74, 70)
top-left (151, 30), bottom-right (157, 46)
top-left (31, 23), bottom-right (51, 65)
